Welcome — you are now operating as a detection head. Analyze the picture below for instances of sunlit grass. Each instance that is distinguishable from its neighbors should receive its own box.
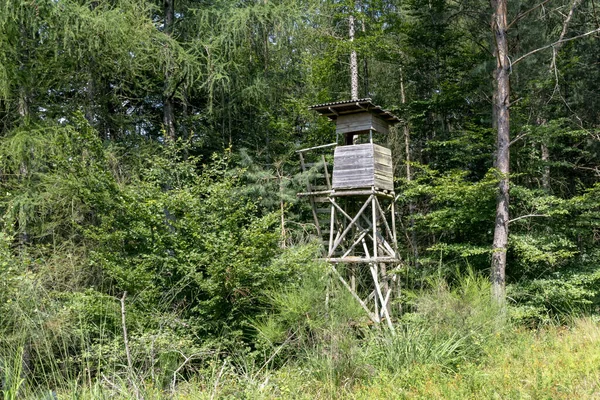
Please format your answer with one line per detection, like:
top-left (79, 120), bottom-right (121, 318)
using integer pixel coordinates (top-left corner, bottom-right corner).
top-left (305, 317), bottom-right (600, 399)
top-left (4, 275), bottom-right (600, 399)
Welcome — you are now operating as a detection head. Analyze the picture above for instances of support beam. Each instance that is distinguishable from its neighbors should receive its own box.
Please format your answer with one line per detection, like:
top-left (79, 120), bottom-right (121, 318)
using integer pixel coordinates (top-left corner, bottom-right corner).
top-left (328, 195), bottom-right (373, 257)
top-left (330, 265), bottom-right (379, 323)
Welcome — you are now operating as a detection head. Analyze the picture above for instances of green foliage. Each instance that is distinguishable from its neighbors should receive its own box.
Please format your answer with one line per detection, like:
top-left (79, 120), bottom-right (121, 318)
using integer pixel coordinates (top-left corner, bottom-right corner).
top-left (0, 118), bottom-right (117, 242)
top-left (256, 268), bottom-right (505, 388)
top-left (0, 122), bottom-right (321, 393)
top-left (371, 272), bottom-right (503, 371)
top-left (0, 0), bottom-right (599, 396)
top-left (509, 266), bottom-right (600, 323)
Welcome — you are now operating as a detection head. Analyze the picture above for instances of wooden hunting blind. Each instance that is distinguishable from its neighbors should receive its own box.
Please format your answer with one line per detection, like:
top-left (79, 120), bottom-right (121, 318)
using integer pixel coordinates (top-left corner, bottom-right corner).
top-left (332, 143), bottom-right (393, 191)
top-left (297, 98), bottom-right (402, 330)
top-left (309, 98), bottom-right (400, 139)
top-left (310, 99), bottom-right (399, 193)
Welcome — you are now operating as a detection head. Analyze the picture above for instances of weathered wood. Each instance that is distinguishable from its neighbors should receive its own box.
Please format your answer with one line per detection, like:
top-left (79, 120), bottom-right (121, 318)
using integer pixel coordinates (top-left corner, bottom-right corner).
top-left (342, 230), bottom-right (369, 258)
top-left (335, 113), bottom-right (390, 136)
top-left (370, 263), bottom-right (395, 333)
top-left (379, 288), bottom-right (392, 319)
top-left (372, 196), bottom-right (378, 260)
top-left (329, 201), bottom-right (335, 254)
top-left (332, 189), bottom-right (394, 199)
top-left (305, 100), bottom-right (402, 331)
top-left (322, 155), bottom-right (332, 190)
top-left (332, 143), bottom-right (394, 191)
top-left (330, 265), bottom-right (379, 322)
top-left (328, 196), bottom-right (397, 261)
top-left (328, 195), bottom-right (373, 257)
top-left (325, 257), bottom-right (399, 263)
top-left (297, 190), bottom-right (332, 197)
top-left (300, 152), bottom-right (322, 237)
top-left (359, 214), bottom-right (396, 257)
top-left (375, 197), bottom-right (394, 244)
top-left (391, 199), bottom-right (397, 252)
top-left (371, 116), bottom-right (390, 136)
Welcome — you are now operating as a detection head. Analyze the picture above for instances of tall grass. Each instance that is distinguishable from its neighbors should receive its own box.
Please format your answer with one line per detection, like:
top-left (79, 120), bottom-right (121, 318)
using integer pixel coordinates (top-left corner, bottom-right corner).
top-left (2, 268), bottom-right (600, 399)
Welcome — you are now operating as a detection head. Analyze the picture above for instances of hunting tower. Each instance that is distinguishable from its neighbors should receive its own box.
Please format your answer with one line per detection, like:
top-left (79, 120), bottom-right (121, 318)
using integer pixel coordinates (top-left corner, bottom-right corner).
top-left (297, 99), bottom-right (401, 330)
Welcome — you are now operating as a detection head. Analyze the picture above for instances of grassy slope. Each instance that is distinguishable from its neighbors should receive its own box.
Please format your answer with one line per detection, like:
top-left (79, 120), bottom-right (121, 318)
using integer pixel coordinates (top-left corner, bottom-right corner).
top-left (184, 318), bottom-right (600, 399)
top-left (351, 319), bottom-right (600, 399)
top-left (13, 318), bottom-right (600, 399)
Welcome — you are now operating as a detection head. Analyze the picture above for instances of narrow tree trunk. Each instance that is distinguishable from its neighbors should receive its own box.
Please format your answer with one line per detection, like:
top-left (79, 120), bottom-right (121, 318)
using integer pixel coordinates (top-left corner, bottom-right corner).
top-left (541, 143), bottom-right (550, 190)
top-left (360, 10), bottom-right (369, 96)
top-left (349, 13), bottom-right (358, 100)
top-left (491, 0), bottom-right (510, 304)
top-left (164, 97), bottom-right (176, 140)
top-left (163, 0), bottom-right (176, 140)
top-left (400, 69), bottom-right (418, 267)
top-left (347, 6), bottom-right (360, 146)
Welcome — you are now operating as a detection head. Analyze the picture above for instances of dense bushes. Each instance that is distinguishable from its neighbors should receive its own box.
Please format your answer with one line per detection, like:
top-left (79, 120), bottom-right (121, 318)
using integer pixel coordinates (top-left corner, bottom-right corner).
top-left (0, 122), bottom-right (322, 393)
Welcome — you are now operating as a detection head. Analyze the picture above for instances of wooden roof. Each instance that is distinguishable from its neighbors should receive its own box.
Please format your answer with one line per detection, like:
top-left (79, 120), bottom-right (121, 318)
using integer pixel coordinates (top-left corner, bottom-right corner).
top-left (310, 98), bottom-right (401, 124)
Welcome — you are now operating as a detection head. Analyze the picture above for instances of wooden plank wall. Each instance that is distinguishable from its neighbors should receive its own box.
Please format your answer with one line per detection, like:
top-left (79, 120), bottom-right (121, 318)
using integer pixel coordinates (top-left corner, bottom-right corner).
top-left (373, 145), bottom-right (393, 191)
top-left (335, 113), bottom-right (390, 136)
top-left (332, 144), bottom-right (393, 191)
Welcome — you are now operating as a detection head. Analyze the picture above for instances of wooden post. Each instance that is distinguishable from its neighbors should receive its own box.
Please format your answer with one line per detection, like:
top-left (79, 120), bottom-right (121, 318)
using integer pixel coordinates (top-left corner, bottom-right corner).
top-left (372, 195), bottom-right (377, 260)
top-left (299, 152), bottom-right (322, 237)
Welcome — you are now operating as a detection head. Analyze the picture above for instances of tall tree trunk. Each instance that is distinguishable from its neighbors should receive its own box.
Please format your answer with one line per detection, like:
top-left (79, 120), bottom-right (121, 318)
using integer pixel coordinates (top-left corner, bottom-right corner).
top-left (400, 69), bottom-right (418, 267)
top-left (491, 0), bottom-right (510, 304)
top-left (360, 9), bottom-right (369, 96)
top-left (349, 13), bottom-right (358, 100)
top-left (163, 0), bottom-right (176, 140)
top-left (164, 96), bottom-right (175, 140)
top-left (345, 10), bottom-right (360, 145)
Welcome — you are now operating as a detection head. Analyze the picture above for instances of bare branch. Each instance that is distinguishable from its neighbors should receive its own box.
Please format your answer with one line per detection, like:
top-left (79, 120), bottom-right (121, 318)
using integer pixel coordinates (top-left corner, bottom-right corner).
top-left (172, 351), bottom-right (209, 393)
top-left (210, 359), bottom-right (228, 400)
top-left (550, 0), bottom-right (583, 71)
top-left (508, 0), bottom-right (553, 29)
top-left (575, 165), bottom-right (600, 176)
top-left (120, 292), bottom-right (141, 400)
top-left (513, 28), bottom-right (600, 66)
top-left (508, 214), bottom-right (549, 224)
top-left (509, 131), bottom-right (530, 146)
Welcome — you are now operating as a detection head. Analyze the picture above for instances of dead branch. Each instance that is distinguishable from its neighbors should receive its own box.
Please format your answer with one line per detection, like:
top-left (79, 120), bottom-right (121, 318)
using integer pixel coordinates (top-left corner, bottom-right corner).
top-left (508, 0), bottom-right (553, 29)
top-left (513, 27), bottom-right (600, 66)
top-left (171, 351), bottom-right (208, 393)
top-left (508, 214), bottom-right (549, 224)
top-left (550, 0), bottom-right (583, 71)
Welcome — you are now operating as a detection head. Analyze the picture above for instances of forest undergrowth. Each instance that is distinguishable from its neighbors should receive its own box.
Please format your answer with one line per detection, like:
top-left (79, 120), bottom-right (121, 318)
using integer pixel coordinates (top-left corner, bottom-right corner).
top-left (2, 269), bottom-right (600, 399)
top-left (0, 132), bottom-right (599, 399)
